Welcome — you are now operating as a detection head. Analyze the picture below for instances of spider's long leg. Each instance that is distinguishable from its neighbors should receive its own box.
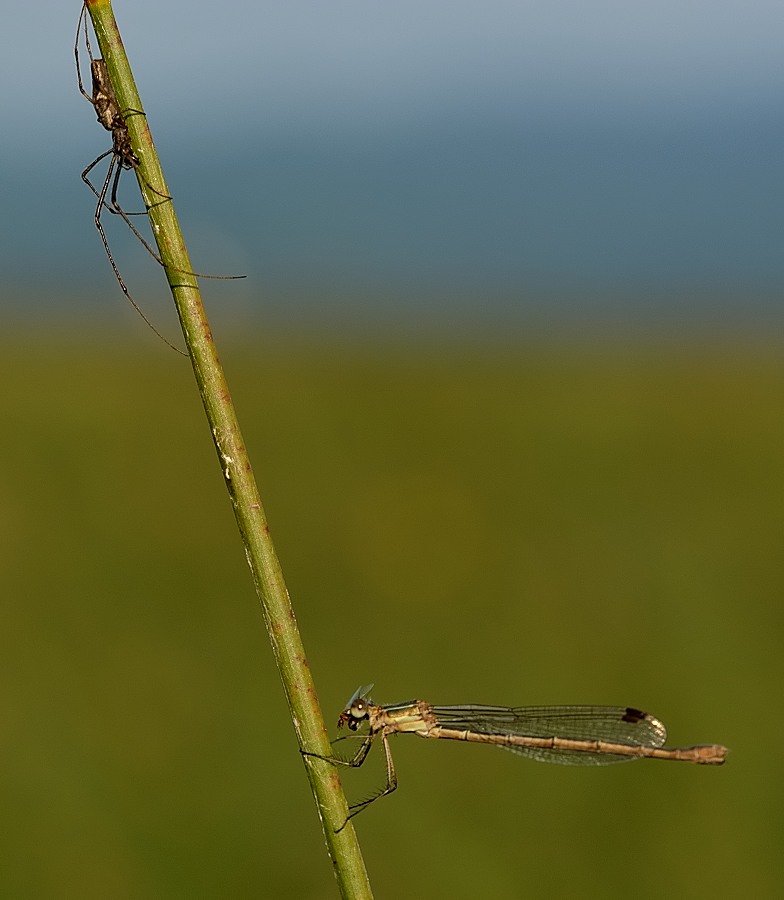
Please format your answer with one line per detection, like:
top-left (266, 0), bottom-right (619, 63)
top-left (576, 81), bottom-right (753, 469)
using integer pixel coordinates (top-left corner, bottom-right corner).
top-left (90, 153), bottom-right (186, 356)
top-left (106, 168), bottom-right (244, 281)
top-left (75, 3), bottom-right (92, 103)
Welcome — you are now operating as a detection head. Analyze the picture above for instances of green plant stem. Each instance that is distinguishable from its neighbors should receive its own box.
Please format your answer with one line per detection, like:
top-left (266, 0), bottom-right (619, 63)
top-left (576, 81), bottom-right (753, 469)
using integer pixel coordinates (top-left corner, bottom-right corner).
top-left (82, 2), bottom-right (373, 895)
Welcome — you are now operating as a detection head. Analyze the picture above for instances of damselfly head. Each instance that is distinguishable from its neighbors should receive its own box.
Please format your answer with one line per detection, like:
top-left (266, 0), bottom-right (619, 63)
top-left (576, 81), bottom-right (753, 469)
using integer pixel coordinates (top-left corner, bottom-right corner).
top-left (338, 684), bottom-right (374, 730)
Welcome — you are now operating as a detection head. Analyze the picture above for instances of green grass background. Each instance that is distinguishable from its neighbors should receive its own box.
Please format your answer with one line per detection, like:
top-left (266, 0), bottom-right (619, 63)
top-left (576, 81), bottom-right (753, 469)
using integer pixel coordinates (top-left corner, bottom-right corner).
top-left (1, 325), bottom-right (780, 897)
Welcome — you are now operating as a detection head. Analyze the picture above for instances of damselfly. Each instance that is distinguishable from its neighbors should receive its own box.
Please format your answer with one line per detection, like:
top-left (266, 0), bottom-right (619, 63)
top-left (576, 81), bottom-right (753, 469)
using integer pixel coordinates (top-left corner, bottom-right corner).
top-left (323, 685), bottom-right (727, 821)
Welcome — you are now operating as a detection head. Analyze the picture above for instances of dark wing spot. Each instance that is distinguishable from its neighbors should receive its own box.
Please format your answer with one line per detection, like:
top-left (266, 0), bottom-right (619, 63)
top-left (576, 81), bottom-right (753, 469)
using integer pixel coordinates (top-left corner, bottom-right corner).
top-left (622, 707), bottom-right (648, 724)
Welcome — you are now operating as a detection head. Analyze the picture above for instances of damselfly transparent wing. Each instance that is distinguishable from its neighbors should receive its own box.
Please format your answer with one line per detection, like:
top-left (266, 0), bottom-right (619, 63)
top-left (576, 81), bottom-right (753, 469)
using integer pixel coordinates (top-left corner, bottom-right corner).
top-left (344, 684), bottom-right (375, 709)
top-left (431, 704), bottom-right (667, 765)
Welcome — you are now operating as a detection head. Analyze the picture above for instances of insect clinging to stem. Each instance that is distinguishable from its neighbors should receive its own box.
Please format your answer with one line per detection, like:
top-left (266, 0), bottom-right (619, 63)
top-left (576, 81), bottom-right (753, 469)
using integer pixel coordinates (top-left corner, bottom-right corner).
top-left (75, 3), bottom-right (244, 351)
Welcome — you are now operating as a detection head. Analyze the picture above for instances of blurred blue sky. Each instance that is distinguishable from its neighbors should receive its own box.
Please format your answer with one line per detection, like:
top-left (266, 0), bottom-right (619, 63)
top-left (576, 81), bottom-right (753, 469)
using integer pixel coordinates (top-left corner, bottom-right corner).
top-left (3, 0), bottom-right (784, 328)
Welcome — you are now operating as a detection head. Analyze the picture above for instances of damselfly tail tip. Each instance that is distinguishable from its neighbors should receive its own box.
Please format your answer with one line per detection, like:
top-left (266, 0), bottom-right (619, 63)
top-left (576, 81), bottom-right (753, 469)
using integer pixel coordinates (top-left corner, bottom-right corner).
top-left (693, 743), bottom-right (729, 765)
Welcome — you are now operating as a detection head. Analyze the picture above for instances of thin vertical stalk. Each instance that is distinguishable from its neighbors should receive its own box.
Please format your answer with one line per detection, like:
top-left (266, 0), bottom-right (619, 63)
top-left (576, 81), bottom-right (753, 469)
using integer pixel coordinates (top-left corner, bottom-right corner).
top-left (81, 2), bottom-right (372, 895)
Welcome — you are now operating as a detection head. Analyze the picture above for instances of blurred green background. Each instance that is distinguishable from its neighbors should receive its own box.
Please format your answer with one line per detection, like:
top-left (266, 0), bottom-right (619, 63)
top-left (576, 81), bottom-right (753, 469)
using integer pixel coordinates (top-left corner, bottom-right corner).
top-left (1, 323), bottom-right (780, 898)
